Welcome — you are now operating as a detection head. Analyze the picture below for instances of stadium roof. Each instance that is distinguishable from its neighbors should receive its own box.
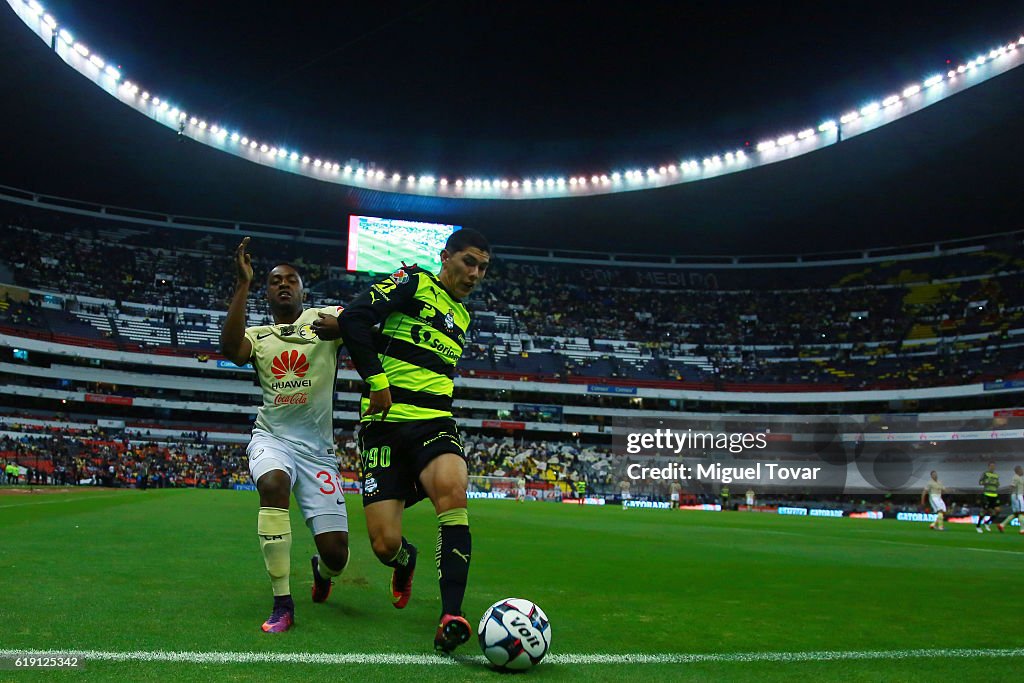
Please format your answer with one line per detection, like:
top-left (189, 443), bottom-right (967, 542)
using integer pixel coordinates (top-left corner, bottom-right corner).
top-left (1, 1), bottom-right (1023, 255)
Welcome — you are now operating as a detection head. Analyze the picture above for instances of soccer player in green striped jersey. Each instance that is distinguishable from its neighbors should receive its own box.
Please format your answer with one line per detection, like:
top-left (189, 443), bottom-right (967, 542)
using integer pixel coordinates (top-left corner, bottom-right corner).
top-left (330, 228), bottom-right (490, 653)
top-left (976, 461), bottom-right (1001, 533)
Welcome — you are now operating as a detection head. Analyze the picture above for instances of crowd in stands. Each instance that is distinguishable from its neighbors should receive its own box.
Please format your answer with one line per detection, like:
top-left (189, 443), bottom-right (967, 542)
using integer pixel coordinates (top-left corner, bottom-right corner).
top-left (2, 211), bottom-right (1023, 390)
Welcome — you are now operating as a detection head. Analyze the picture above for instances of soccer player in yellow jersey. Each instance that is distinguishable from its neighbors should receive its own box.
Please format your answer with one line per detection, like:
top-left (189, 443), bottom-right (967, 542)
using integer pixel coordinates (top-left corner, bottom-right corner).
top-left (921, 470), bottom-right (947, 531)
top-left (220, 237), bottom-right (350, 633)
top-left (997, 465), bottom-right (1023, 534)
top-left (325, 228), bottom-right (490, 652)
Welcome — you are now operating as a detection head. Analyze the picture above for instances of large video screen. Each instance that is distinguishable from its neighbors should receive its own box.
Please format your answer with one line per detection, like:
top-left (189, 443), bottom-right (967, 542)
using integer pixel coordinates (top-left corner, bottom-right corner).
top-left (346, 215), bottom-right (459, 274)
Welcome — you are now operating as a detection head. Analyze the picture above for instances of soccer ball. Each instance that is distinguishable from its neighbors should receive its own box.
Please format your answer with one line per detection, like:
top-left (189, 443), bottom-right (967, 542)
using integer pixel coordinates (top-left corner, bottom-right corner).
top-left (478, 598), bottom-right (552, 670)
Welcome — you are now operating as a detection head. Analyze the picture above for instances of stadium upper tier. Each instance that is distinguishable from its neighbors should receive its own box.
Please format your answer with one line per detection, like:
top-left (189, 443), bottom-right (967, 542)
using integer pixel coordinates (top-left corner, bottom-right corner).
top-left (1, 199), bottom-right (1022, 392)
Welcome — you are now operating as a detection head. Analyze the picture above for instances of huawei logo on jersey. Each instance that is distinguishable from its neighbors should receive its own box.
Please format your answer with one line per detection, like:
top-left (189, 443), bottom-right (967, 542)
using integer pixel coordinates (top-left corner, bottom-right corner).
top-left (271, 350), bottom-right (309, 380)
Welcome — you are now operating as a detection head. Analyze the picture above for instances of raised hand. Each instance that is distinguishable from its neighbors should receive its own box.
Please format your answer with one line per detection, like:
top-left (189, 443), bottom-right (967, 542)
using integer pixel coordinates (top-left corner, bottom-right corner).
top-left (235, 237), bottom-right (253, 284)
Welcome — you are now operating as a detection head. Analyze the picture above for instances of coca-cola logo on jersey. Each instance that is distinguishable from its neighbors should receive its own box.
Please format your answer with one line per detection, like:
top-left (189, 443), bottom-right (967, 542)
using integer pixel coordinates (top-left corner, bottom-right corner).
top-left (274, 392), bottom-right (308, 405)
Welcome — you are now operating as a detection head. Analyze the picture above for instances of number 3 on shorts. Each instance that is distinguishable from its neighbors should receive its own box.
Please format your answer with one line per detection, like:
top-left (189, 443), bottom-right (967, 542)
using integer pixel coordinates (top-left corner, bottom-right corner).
top-left (316, 470), bottom-right (337, 495)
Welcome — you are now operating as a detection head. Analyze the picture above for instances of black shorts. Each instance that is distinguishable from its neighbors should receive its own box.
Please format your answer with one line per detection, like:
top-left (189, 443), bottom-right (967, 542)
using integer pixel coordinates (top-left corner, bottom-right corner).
top-left (357, 417), bottom-right (465, 507)
top-left (979, 495), bottom-right (1001, 510)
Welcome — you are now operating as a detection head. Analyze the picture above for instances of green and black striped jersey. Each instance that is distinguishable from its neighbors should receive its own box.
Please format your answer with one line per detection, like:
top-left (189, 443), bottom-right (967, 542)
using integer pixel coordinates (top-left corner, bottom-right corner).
top-left (980, 471), bottom-right (1000, 496)
top-left (339, 265), bottom-right (470, 422)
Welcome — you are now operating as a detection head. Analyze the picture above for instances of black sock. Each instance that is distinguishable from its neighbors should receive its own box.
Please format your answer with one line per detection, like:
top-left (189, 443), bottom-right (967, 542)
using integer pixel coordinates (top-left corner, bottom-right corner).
top-left (385, 537), bottom-right (416, 578)
top-left (437, 525), bottom-right (471, 616)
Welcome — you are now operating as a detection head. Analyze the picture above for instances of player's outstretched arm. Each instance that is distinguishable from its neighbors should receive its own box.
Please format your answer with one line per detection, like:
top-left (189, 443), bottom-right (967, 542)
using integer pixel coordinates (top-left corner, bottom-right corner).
top-left (220, 237), bottom-right (254, 366)
top-left (338, 270), bottom-right (418, 418)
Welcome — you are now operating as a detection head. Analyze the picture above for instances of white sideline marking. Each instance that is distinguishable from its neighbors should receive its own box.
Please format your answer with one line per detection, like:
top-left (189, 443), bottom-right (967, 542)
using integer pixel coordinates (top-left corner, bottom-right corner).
top-left (1, 648), bottom-right (1022, 666)
top-left (0, 493), bottom-right (126, 509)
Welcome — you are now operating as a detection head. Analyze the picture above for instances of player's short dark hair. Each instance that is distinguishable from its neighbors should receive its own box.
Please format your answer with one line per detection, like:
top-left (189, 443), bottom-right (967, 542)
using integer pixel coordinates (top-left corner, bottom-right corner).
top-left (445, 228), bottom-right (490, 255)
top-left (268, 262), bottom-right (303, 281)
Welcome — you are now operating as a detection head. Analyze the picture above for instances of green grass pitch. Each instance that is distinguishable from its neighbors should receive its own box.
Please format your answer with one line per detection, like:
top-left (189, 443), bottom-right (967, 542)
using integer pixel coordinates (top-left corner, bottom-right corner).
top-left (3, 488), bottom-right (1023, 681)
top-left (354, 231), bottom-right (441, 276)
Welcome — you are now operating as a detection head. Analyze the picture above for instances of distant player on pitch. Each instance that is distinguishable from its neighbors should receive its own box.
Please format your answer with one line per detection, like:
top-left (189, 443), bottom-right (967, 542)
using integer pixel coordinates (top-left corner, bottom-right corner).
top-left (516, 475), bottom-right (527, 503)
top-left (669, 481), bottom-right (681, 509)
top-left (997, 465), bottom-right (1023, 534)
top-left (327, 228), bottom-right (490, 652)
top-left (976, 461), bottom-right (1001, 533)
top-left (921, 470), bottom-right (947, 531)
top-left (221, 237), bottom-right (350, 633)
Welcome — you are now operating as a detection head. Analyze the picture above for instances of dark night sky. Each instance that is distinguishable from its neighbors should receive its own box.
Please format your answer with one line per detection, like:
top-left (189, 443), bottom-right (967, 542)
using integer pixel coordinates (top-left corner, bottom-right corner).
top-left (1, 1), bottom-right (1023, 254)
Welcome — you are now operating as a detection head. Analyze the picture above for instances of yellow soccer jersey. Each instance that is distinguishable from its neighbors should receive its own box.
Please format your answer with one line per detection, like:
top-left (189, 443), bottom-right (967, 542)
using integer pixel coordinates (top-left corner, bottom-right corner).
top-left (244, 306), bottom-right (344, 456)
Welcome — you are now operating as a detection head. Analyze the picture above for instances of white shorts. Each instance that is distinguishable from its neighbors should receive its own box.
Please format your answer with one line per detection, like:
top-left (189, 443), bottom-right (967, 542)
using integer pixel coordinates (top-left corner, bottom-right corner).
top-left (247, 429), bottom-right (348, 535)
top-left (929, 494), bottom-right (946, 513)
top-left (1012, 494), bottom-right (1023, 514)
top-left (621, 493), bottom-right (632, 500)
top-left (670, 493), bottom-right (680, 502)
top-left (517, 488), bottom-right (527, 498)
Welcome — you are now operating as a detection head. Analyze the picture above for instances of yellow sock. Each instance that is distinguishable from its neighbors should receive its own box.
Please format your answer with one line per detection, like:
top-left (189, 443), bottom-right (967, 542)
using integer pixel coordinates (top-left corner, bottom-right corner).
top-left (936, 512), bottom-right (944, 529)
top-left (258, 507), bottom-right (292, 596)
top-left (318, 553), bottom-right (348, 579)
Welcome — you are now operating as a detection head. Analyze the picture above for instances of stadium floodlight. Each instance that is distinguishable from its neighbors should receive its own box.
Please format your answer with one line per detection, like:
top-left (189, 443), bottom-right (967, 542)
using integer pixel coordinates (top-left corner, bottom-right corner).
top-left (277, 148), bottom-right (287, 157)
top-left (569, 177), bottom-right (578, 186)
top-left (42, 13), bottom-right (57, 29)
top-left (556, 177), bottom-right (565, 186)
top-left (88, 54), bottom-right (104, 69)
top-left (73, 42), bottom-right (89, 57)
top-left (817, 120), bottom-right (837, 132)
top-left (510, 180), bottom-right (518, 188)
top-left (860, 101), bottom-right (880, 115)
top-left (591, 175), bottom-right (600, 183)
top-left (756, 140), bottom-right (776, 152)
top-left (313, 159), bottom-right (322, 167)
top-left (546, 178), bottom-right (555, 187)
top-left (141, 91), bottom-right (150, 100)
top-left (198, 120), bottom-right (207, 130)
top-left (331, 163), bottom-right (340, 171)
top-left (456, 179), bottom-right (464, 187)
top-left (777, 134), bottom-right (796, 146)
top-left (797, 128), bottom-right (814, 139)
top-left (259, 143), bottom-right (268, 152)
top-left (57, 28), bottom-right (72, 44)
top-left (902, 84), bottom-right (921, 97)
top-left (26, 0), bottom-right (42, 15)
top-left (266, 146), bottom-right (276, 155)
top-left (392, 172), bottom-right (401, 181)
top-left (611, 172), bottom-right (621, 181)
top-left (375, 170), bottom-right (384, 179)
top-left (646, 168), bottom-right (656, 177)
top-left (290, 151), bottom-right (298, 161)
top-left (407, 175), bottom-right (416, 183)
top-left (882, 95), bottom-right (900, 107)
top-left (957, 64), bottom-right (967, 73)
top-left (440, 178), bottom-right (448, 186)
top-left (499, 179), bottom-right (508, 188)
top-left (248, 140), bottom-right (257, 149)
top-left (104, 65), bottom-right (120, 80)
top-left (231, 133), bottom-right (240, 142)
top-left (301, 156), bottom-right (310, 164)
top-left (924, 74), bottom-right (943, 87)
top-left (178, 111), bottom-right (187, 121)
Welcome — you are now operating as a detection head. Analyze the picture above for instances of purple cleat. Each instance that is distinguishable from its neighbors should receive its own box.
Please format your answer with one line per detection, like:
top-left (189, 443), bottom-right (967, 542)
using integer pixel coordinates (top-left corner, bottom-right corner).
top-left (261, 596), bottom-right (294, 633)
